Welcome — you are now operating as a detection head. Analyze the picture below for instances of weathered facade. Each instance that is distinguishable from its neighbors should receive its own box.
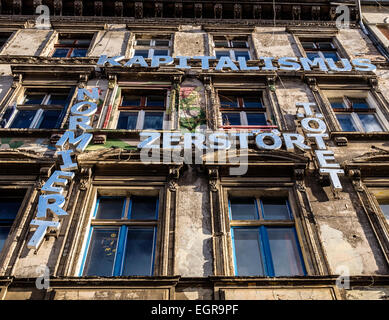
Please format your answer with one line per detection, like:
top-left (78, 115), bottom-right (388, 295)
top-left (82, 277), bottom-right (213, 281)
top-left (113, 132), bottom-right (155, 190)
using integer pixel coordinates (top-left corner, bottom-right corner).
top-left (0, 0), bottom-right (388, 300)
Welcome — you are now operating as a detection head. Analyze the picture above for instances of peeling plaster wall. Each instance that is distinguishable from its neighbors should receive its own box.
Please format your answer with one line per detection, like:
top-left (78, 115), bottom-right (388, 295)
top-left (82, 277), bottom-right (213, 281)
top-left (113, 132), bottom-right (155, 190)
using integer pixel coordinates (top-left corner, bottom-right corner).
top-left (252, 27), bottom-right (298, 59)
top-left (89, 30), bottom-right (129, 57)
top-left (173, 29), bottom-right (206, 57)
top-left (306, 178), bottom-right (389, 275)
top-left (175, 167), bottom-right (213, 277)
top-left (338, 29), bottom-right (383, 61)
top-left (346, 287), bottom-right (389, 300)
top-left (275, 79), bottom-right (316, 130)
top-left (13, 237), bottom-right (61, 277)
top-left (1, 29), bottom-right (52, 56)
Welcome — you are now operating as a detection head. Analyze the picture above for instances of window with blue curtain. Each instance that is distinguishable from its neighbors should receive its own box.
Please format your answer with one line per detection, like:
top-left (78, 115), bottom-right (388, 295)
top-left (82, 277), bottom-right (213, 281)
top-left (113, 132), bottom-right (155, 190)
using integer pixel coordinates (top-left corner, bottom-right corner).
top-left (229, 197), bottom-right (306, 277)
top-left (81, 195), bottom-right (159, 277)
top-left (0, 193), bottom-right (24, 253)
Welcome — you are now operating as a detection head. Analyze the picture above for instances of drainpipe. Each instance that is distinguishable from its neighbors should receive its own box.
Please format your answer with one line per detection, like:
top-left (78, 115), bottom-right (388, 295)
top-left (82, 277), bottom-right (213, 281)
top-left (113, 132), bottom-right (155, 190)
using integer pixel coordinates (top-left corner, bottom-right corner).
top-left (356, 0), bottom-right (389, 61)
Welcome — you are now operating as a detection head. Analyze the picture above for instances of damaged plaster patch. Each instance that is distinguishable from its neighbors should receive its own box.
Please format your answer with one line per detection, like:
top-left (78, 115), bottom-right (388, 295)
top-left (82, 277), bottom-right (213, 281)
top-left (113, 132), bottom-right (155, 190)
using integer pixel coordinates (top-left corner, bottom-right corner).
top-left (319, 224), bottom-right (364, 275)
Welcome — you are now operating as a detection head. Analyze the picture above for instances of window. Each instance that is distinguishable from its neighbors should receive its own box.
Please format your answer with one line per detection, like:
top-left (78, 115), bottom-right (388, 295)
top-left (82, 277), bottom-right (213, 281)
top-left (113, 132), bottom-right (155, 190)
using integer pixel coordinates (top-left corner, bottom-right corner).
top-left (229, 197), bottom-right (306, 277)
top-left (80, 196), bottom-right (159, 276)
top-left (0, 32), bottom-right (12, 49)
top-left (213, 35), bottom-right (251, 61)
top-left (2, 89), bottom-right (72, 129)
top-left (219, 91), bottom-right (268, 127)
top-left (371, 189), bottom-right (389, 224)
top-left (300, 38), bottom-right (340, 62)
top-left (329, 96), bottom-right (385, 133)
top-left (116, 90), bottom-right (166, 130)
top-left (0, 192), bottom-right (23, 253)
top-left (132, 35), bottom-right (171, 59)
top-left (52, 33), bottom-right (92, 58)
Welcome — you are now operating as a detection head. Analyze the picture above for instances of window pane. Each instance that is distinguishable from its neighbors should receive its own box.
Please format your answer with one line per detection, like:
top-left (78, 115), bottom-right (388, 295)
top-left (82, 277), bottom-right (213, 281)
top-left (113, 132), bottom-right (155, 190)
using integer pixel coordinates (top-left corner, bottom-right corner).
top-left (306, 52), bottom-right (320, 60)
top-left (130, 196), bottom-right (157, 220)
top-left (83, 228), bottom-right (119, 276)
top-left (58, 39), bottom-right (75, 45)
top-left (52, 48), bottom-right (69, 58)
top-left (153, 50), bottom-right (168, 56)
top-left (301, 42), bottom-right (316, 49)
top-left (230, 197), bottom-right (258, 220)
top-left (246, 113), bottom-right (267, 126)
top-left (121, 95), bottom-right (141, 107)
top-left (350, 99), bottom-right (369, 110)
top-left (75, 39), bottom-right (91, 46)
top-left (37, 110), bottom-right (62, 129)
top-left (0, 199), bottom-right (21, 220)
top-left (214, 40), bottom-right (229, 48)
top-left (136, 40), bottom-right (151, 46)
top-left (146, 95), bottom-right (165, 107)
top-left (243, 97), bottom-right (263, 108)
top-left (317, 42), bottom-right (334, 50)
top-left (10, 110), bottom-right (37, 128)
top-left (47, 94), bottom-right (68, 106)
top-left (24, 94), bottom-right (45, 105)
top-left (121, 228), bottom-right (155, 276)
top-left (323, 51), bottom-right (339, 62)
top-left (222, 113), bottom-right (240, 125)
top-left (267, 228), bottom-right (305, 276)
top-left (215, 51), bottom-right (230, 59)
top-left (134, 50), bottom-right (149, 58)
top-left (154, 40), bottom-right (169, 47)
top-left (0, 226), bottom-right (11, 253)
top-left (71, 48), bottom-right (88, 57)
top-left (95, 198), bottom-right (125, 219)
top-left (330, 100), bottom-right (346, 109)
top-left (1, 107), bottom-right (14, 127)
top-left (379, 202), bottom-right (389, 221)
top-left (219, 95), bottom-right (238, 108)
top-left (262, 198), bottom-right (291, 220)
top-left (336, 114), bottom-right (358, 132)
top-left (233, 228), bottom-right (264, 276)
top-left (143, 112), bottom-right (163, 130)
top-left (232, 41), bottom-right (248, 48)
top-left (358, 114), bottom-right (383, 132)
top-left (117, 112), bottom-right (138, 130)
top-left (234, 50), bottom-right (250, 61)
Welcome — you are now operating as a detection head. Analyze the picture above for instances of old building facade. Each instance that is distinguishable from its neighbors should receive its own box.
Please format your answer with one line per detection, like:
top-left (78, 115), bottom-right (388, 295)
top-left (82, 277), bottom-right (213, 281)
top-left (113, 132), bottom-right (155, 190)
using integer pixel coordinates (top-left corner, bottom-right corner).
top-left (0, 0), bottom-right (388, 300)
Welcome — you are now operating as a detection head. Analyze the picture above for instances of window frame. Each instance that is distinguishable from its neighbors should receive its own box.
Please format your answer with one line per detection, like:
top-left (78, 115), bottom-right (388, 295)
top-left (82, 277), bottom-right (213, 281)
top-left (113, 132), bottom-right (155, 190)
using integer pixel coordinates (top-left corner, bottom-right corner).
top-left (3, 88), bottom-right (73, 129)
top-left (79, 195), bottom-right (159, 277)
top-left (212, 35), bottom-right (252, 61)
top-left (221, 186), bottom-right (316, 277)
top-left (132, 35), bottom-right (172, 59)
top-left (217, 90), bottom-right (270, 127)
top-left (298, 36), bottom-right (343, 62)
top-left (115, 89), bottom-right (168, 130)
top-left (51, 33), bottom-right (93, 58)
top-left (326, 92), bottom-right (389, 133)
top-left (0, 186), bottom-right (30, 271)
top-left (370, 188), bottom-right (389, 233)
top-left (228, 196), bottom-right (306, 277)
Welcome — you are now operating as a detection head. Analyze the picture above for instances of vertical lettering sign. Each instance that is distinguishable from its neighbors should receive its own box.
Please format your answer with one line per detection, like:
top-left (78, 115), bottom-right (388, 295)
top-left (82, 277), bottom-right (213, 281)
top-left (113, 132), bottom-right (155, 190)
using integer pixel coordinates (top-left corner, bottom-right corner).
top-left (297, 102), bottom-right (344, 192)
top-left (27, 88), bottom-right (99, 251)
